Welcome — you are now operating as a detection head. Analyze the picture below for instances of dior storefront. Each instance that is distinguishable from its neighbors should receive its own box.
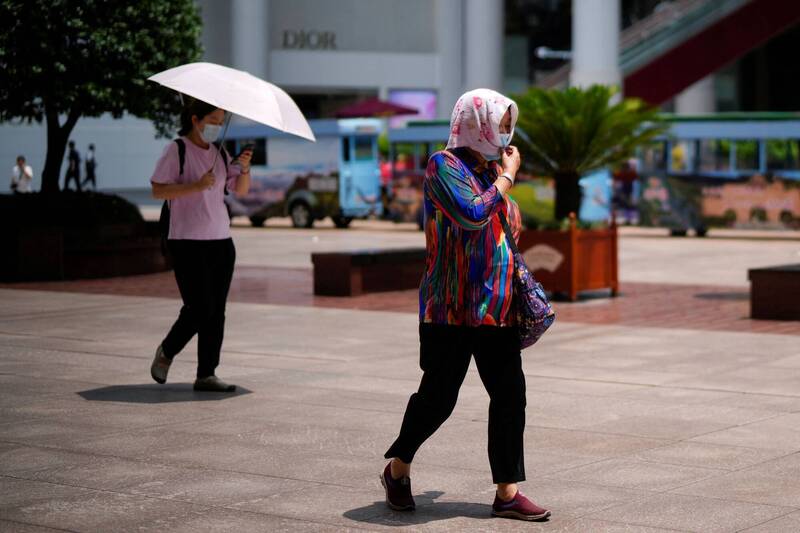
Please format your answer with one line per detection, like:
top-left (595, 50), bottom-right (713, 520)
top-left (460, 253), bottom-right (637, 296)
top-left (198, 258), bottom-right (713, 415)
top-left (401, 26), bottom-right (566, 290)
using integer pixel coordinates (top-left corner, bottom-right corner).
top-left (0, 0), bottom-right (507, 192)
top-left (198, 0), bottom-right (506, 120)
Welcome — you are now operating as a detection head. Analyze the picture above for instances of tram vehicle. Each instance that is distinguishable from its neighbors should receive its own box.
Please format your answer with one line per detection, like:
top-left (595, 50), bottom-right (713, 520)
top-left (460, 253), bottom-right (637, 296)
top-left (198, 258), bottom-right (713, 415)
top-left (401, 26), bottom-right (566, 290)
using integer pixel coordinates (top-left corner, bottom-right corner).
top-left (638, 113), bottom-right (800, 235)
top-left (385, 120), bottom-right (609, 229)
top-left (224, 119), bottom-right (382, 228)
top-left (387, 114), bottom-right (800, 234)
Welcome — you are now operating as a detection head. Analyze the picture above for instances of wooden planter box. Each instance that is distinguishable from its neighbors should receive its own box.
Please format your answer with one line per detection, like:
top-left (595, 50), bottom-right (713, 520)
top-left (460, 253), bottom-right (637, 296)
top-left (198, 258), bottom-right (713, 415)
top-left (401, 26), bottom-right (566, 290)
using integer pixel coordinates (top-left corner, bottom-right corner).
top-left (312, 248), bottom-right (425, 296)
top-left (517, 214), bottom-right (619, 301)
top-left (748, 264), bottom-right (800, 320)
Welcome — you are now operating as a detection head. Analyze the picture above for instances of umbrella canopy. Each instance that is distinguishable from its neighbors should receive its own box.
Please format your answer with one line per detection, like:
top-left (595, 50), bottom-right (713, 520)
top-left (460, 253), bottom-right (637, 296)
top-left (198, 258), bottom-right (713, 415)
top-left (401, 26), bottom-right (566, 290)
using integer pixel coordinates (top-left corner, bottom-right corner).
top-left (335, 98), bottom-right (418, 118)
top-left (148, 62), bottom-right (315, 141)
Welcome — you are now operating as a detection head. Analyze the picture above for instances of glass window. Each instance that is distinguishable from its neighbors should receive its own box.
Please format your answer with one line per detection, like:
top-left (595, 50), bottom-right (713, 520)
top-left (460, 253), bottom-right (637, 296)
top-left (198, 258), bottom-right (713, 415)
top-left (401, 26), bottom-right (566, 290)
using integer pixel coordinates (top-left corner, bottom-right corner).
top-left (698, 140), bottom-right (730, 172)
top-left (342, 136), bottom-right (351, 162)
top-left (735, 140), bottom-right (758, 171)
top-left (354, 136), bottom-right (374, 161)
top-left (766, 139), bottom-right (800, 170)
top-left (419, 143), bottom-right (432, 169)
top-left (639, 142), bottom-right (666, 172)
top-left (670, 140), bottom-right (696, 172)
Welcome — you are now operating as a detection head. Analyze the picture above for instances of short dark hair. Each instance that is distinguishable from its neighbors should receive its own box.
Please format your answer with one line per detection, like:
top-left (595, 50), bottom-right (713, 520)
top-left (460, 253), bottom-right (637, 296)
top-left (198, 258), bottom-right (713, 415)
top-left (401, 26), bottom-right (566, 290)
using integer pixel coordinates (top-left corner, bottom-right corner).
top-left (178, 97), bottom-right (219, 136)
top-left (89, 143), bottom-right (95, 150)
top-left (16, 155), bottom-right (25, 162)
top-left (68, 140), bottom-right (75, 148)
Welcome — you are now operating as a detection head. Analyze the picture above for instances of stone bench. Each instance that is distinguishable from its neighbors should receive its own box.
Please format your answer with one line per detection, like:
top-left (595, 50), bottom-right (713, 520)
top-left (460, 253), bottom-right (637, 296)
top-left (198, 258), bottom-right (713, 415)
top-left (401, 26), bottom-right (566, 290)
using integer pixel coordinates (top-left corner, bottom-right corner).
top-left (311, 248), bottom-right (425, 296)
top-left (748, 264), bottom-right (800, 320)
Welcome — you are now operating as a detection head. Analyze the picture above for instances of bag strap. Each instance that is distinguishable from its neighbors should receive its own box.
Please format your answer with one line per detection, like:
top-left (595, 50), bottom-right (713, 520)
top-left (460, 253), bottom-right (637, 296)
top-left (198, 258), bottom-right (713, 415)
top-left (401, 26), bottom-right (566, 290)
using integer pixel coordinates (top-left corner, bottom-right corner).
top-left (174, 139), bottom-right (186, 175)
top-left (164, 138), bottom-right (188, 213)
top-left (214, 142), bottom-right (229, 172)
top-left (214, 143), bottom-right (230, 196)
top-left (498, 207), bottom-right (520, 257)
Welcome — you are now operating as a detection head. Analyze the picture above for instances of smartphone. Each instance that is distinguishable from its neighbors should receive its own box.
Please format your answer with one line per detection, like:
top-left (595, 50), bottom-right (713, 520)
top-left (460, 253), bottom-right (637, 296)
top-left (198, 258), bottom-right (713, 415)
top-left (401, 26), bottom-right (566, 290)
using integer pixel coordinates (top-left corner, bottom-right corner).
top-left (239, 143), bottom-right (256, 155)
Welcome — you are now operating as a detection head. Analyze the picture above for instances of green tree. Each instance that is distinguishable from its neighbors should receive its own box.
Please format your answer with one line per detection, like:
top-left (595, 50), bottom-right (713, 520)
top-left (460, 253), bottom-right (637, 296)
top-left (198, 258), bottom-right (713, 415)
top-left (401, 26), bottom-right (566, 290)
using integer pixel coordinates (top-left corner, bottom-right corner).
top-left (0, 0), bottom-right (202, 193)
top-left (515, 85), bottom-right (666, 221)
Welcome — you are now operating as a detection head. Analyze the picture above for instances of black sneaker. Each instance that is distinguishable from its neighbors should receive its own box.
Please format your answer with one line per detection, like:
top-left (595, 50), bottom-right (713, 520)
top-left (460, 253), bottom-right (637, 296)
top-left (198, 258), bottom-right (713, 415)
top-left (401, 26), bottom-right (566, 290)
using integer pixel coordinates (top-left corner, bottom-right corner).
top-left (380, 462), bottom-right (415, 511)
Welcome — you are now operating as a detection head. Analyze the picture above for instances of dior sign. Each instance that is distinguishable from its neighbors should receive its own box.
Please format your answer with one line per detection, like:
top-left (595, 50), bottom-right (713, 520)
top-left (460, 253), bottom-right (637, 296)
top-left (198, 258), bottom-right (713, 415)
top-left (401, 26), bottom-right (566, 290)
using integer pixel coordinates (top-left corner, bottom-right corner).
top-left (282, 30), bottom-right (337, 50)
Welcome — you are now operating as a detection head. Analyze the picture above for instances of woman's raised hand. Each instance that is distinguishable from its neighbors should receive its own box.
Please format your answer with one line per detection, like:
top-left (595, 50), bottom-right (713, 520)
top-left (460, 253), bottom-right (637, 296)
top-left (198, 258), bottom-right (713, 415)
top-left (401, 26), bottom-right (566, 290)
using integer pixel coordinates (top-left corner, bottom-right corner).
top-left (235, 150), bottom-right (253, 173)
top-left (501, 146), bottom-right (521, 177)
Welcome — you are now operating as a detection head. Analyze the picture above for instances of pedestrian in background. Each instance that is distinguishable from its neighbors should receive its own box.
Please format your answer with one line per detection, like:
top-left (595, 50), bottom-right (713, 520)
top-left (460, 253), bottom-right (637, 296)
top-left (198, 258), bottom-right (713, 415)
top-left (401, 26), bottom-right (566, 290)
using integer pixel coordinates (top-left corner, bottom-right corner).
top-left (381, 89), bottom-right (550, 522)
top-left (63, 141), bottom-right (82, 192)
top-left (83, 143), bottom-right (97, 190)
top-left (11, 155), bottom-right (33, 193)
top-left (149, 98), bottom-right (252, 392)
top-left (613, 158), bottom-right (639, 224)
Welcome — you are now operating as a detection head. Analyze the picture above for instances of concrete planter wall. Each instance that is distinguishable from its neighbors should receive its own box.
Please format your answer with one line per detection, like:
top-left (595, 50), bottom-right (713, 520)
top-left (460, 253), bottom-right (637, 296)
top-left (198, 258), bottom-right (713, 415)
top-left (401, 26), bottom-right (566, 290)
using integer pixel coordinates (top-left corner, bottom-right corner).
top-left (1, 221), bottom-right (170, 282)
top-left (517, 214), bottom-right (619, 301)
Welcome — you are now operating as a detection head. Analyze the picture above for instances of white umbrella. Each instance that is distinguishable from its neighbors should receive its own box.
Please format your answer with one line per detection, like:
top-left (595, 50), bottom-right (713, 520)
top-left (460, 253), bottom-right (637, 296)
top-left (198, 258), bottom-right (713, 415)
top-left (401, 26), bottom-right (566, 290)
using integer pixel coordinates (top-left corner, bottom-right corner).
top-left (148, 62), bottom-right (315, 142)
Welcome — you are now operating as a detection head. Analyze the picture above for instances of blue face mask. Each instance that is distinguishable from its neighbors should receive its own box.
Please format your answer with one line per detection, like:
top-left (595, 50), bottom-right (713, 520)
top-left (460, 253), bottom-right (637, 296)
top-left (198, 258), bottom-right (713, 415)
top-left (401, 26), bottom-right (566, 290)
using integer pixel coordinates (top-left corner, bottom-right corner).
top-left (199, 123), bottom-right (222, 143)
top-left (499, 133), bottom-right (512, 147)
top-left (483, 151), bottom-right (502, 161)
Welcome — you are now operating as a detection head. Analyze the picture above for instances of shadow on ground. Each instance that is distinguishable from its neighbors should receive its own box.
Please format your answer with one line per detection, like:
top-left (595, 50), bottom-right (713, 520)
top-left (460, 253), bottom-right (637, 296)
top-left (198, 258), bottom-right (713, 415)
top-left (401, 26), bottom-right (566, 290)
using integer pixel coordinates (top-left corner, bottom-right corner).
top-left (344, 491), bottom-right (505, 526)
top-left (77, 383), bottom-right (252, 403)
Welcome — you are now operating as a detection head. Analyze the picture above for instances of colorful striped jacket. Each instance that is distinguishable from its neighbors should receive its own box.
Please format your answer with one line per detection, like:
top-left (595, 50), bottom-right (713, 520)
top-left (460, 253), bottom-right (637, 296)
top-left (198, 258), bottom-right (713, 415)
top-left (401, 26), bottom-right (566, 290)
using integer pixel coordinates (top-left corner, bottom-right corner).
top-left (419, 148), bottom-right (522, 327)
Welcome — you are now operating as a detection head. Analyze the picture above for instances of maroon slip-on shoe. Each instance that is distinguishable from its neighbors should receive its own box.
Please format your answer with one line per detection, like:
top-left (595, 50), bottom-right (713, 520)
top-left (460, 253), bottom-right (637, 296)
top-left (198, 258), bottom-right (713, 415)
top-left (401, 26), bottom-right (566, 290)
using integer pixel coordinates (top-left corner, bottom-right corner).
top-left (380, 462), bottom-right (415, 511)
top-left (492, 491), bottom-right (551, 521)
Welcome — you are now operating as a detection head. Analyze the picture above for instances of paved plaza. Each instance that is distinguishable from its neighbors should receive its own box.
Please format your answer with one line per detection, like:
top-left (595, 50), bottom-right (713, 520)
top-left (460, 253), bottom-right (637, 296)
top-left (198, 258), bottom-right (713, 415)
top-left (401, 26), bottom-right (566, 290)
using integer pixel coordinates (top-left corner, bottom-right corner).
top-left (1, 221), bottom-right (800, 532)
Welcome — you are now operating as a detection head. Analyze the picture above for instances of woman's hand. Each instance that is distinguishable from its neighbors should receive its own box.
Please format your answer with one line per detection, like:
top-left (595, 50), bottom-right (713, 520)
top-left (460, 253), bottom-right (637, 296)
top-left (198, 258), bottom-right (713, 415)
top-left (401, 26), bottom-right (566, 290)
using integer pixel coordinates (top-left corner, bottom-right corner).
top-left (196, 171), bottom-right (216, 191)
top-left (501, 146), bottom-right (521, 178)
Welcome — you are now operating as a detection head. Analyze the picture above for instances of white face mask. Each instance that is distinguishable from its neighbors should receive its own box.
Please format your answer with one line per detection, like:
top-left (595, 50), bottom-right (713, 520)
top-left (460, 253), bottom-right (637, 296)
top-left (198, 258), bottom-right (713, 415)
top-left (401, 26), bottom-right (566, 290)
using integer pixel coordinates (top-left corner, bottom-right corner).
top-left (199, 123), bottom-right (222, 143)
top-left (483, 132), bottom-right (512, 161)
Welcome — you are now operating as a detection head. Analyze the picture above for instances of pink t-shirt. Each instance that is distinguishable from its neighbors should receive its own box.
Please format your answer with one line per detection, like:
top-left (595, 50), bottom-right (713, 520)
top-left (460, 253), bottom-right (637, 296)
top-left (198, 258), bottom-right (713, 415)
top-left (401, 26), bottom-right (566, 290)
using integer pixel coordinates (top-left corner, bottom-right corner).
top-left (150, 138), bottom-right (241, 240)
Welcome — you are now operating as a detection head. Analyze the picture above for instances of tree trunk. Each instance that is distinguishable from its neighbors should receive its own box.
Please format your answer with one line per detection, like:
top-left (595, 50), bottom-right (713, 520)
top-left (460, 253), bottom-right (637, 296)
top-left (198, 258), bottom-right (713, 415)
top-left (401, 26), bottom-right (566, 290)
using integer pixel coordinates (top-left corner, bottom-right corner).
top-left (554, 171), bottom-right (582, 221)
top-left (41, 106), bottom-right (81, 194)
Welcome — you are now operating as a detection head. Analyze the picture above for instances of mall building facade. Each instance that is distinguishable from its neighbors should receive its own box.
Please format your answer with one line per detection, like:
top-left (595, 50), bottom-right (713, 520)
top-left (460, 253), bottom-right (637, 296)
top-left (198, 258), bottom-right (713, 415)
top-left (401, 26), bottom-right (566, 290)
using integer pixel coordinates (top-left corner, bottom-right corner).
top-left (3, 0), bottom-right (797, 193)
top-left (197, 0), bottom-right (508, 120)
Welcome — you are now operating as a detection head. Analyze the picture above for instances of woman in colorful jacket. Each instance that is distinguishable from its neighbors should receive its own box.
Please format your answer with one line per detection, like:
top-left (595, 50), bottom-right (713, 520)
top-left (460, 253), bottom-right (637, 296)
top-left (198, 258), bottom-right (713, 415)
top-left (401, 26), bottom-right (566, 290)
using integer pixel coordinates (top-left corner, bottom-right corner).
top-left (381, 89), bottom-right (550, 522)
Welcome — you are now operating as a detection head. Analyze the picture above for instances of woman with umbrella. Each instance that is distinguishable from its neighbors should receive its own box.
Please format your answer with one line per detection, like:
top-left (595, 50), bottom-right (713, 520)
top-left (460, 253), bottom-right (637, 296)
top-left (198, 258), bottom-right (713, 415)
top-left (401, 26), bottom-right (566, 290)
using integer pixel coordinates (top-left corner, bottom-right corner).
top-left (149, 97), bottom-right (252, 392)
top-left (146, 63), bottom-right (314, 392)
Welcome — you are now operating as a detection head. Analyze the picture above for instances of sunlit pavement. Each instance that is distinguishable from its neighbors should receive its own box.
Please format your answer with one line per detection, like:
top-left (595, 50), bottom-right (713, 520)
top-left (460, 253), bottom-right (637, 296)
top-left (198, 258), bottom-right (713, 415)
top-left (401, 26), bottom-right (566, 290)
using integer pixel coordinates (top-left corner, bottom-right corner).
top-left (1, 221), bottom-right (800, 531)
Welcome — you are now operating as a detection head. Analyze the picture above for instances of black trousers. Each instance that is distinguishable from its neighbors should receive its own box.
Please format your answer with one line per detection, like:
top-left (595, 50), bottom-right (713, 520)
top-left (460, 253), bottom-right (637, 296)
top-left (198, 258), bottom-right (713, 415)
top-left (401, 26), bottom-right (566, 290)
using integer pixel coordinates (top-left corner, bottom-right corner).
top-left (82, 168), bottom-right (96, 189)
top-left (385, 324), bottom-right (526, 484)
top-left (63, 170), bottom-right (82, 192)
top-left (161, 239), bottom-right (235, 379)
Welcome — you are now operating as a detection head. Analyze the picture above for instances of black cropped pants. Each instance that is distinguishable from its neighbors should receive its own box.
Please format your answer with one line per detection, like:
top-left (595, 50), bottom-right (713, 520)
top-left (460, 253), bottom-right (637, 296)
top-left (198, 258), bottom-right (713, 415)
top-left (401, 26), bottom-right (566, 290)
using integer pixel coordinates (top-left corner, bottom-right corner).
top-left (161, 238), bottom-right (235, 379)
top-left (385, 323), bottom-right (526, 484)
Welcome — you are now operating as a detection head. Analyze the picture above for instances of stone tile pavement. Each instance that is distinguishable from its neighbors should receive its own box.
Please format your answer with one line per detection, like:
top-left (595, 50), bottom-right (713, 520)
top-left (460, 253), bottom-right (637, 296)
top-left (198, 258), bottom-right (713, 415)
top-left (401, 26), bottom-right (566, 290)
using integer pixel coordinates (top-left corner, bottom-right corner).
top-left (4, 270), bottom-right (799, 336)
top-left (1, 224), bottom-right (800, 531)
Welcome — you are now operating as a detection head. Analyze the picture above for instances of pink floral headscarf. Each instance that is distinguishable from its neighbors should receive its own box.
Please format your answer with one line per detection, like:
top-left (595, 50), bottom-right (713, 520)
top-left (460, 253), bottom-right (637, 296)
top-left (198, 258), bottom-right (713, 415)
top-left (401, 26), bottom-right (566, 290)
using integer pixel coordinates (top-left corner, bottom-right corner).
top-left (446, 89), bottom-right (519, 157)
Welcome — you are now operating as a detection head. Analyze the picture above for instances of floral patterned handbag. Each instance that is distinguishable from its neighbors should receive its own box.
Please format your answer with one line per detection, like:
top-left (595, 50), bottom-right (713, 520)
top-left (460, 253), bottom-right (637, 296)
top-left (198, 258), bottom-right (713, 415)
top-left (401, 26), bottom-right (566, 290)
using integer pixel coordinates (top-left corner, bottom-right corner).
top-left (498, 209), bottom-right (556, 349)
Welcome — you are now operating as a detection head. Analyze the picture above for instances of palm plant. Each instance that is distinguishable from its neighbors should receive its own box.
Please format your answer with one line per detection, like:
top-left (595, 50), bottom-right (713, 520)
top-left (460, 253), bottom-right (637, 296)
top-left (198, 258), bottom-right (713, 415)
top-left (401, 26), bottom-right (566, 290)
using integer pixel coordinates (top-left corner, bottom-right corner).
top-left (515, 85), bottom-right (667, 222)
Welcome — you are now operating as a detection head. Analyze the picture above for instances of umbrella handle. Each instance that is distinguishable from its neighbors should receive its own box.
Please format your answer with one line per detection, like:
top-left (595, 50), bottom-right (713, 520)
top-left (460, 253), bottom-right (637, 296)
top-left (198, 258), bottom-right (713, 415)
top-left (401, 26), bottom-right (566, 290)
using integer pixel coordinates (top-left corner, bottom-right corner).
top-left (209, 112), bottom-right (233, 173)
